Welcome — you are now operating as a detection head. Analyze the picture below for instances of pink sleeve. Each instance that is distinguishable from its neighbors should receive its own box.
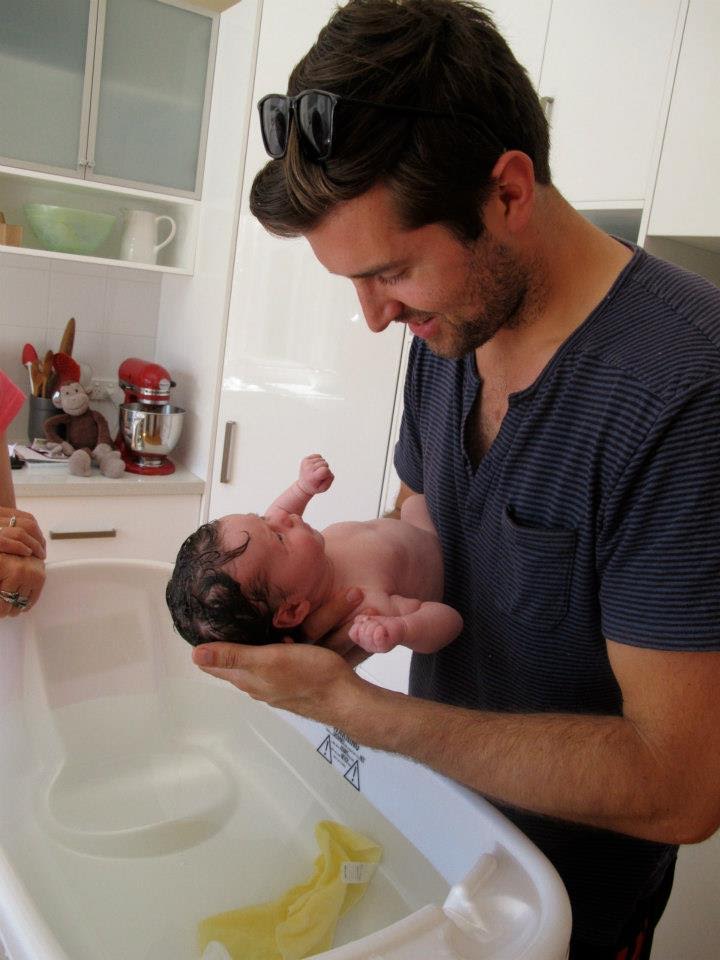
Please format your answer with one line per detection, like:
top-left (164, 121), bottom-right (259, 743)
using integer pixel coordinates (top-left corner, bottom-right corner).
top-left (0, 370), bottom-right (25, 435)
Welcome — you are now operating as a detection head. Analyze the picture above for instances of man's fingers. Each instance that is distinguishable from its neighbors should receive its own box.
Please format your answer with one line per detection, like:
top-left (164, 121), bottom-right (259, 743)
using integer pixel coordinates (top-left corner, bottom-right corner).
top-left (302, 588), bottom-right (365, 643)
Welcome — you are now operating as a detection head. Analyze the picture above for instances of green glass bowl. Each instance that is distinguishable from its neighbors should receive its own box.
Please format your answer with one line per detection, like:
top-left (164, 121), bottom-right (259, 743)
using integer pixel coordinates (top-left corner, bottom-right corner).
top-left (24, 204), bottom-right (117, 256)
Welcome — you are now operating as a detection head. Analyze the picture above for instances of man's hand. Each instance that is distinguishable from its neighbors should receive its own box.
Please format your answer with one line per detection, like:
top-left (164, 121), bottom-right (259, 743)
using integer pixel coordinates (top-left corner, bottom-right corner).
top-left (301, 587), bottom-right (376, 667)
top-left (297, 453), bottom-right (334, 496)
top-left (192, 640), bottom-right (365, 723)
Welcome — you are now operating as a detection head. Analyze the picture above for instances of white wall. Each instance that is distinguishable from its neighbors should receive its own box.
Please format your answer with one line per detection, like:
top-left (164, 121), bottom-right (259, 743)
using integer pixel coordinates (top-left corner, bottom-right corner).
top-left (0, 251), bottom-right (161, 440)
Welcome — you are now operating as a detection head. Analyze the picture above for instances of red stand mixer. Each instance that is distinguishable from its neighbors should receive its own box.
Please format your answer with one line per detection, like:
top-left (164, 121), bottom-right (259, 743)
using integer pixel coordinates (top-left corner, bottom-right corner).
top-left (117, 358), bottom-right (185, 475)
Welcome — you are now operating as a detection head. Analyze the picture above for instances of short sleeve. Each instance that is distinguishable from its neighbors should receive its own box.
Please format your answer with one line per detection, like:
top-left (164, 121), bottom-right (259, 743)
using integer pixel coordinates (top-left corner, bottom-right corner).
top-left (0, 370), bottom-right (24, 435)
top-left (598, 379), bottom-right (720, 650)
top-left (393, 339), bottom-right (424, 493)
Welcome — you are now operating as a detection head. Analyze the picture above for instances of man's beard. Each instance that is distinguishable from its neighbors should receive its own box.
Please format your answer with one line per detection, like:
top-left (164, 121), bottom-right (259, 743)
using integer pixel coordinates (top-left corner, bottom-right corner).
top-left (403, 236), bottom-right (534, 360)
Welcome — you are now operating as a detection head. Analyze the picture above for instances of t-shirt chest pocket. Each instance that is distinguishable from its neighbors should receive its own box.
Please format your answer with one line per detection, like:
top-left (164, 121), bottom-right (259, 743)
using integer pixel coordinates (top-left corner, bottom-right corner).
top-left (493, 505), bottom-right (577, 629)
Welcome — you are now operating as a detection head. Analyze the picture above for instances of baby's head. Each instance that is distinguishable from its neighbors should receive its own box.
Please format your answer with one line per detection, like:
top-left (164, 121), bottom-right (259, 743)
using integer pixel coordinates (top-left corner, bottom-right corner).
top-left (166, 509), bottom-right (329, 646)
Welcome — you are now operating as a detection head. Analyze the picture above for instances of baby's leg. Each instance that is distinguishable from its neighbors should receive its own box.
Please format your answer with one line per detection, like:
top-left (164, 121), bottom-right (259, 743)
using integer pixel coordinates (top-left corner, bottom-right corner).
top-left (349, 600), bottom-right (463, 655)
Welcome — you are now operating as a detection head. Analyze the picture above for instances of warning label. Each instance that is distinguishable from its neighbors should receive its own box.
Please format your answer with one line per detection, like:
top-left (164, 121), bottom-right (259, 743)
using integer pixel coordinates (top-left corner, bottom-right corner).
top-left (316, 727), bottom-right (366, 791)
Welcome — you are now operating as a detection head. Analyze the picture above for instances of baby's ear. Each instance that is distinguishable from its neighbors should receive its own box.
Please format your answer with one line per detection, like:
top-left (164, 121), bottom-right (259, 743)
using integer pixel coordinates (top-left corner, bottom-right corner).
top-left (273, 598), bottom-right (310, 629)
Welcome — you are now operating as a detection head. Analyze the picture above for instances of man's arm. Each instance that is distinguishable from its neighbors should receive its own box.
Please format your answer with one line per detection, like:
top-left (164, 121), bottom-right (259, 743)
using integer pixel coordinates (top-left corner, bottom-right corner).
top-left (383, 480), bottom-right (417, 520)
top-left (267, 453), bottom-right (333, 516)
top-left (191, 636), bottom-right (720, 846)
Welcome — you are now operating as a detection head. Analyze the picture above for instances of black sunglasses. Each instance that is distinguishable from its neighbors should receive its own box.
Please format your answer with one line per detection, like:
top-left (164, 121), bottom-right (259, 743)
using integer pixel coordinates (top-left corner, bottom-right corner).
top-left (257, 88), bottom-right (504, 162)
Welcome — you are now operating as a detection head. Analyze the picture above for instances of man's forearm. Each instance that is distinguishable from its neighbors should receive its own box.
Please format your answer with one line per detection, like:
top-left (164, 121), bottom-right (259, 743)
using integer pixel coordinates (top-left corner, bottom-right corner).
top-left (334, 682), bottom-right (682, 843)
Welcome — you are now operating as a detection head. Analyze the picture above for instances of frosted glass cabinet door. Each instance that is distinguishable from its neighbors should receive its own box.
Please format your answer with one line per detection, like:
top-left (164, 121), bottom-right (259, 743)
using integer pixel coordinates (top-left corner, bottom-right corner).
top-left (90, 0), bottom-right (215, 194)
top-left (0, 0), bottom-right (93, 175)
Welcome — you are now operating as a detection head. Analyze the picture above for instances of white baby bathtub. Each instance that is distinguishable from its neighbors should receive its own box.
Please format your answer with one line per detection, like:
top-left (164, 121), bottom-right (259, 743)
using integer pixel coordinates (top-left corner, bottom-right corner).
top-left (0, 560), bottom-right (571, 960)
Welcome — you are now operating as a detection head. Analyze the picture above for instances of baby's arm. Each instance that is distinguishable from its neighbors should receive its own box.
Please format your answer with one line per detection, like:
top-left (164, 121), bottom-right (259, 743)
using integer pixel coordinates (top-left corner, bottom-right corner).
top-left (267, 454), bottom-right (334, 517)
top-left (348, 596), bottom-right (463, 655)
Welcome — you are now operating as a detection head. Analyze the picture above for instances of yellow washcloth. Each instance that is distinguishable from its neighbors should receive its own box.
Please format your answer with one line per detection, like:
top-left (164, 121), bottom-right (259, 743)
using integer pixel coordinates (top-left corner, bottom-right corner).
top-left (198, 820), bottom-right (383, 960)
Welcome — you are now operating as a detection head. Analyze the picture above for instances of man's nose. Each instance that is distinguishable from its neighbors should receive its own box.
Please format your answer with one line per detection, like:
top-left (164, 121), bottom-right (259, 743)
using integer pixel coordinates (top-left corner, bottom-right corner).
top-left (355, 283), bottom-right (404, 333)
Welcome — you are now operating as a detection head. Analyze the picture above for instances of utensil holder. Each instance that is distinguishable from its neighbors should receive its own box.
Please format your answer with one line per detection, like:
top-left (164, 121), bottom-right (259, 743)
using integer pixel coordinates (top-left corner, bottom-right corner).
top-left (27, 396), bottom-right (57, 444)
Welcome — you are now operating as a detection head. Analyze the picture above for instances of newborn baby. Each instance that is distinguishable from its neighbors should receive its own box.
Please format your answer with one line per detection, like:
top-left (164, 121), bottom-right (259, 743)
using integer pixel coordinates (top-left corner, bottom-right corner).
top-left (166, 454), bottom-right (462, 655)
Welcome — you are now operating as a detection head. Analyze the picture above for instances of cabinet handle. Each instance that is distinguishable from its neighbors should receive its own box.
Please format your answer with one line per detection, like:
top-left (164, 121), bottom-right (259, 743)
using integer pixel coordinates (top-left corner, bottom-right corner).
top-left (540, 95), bottom-right (555, 121)
top-left (220, 420), bottom-right (236, 484)
top-left (49, 529), bottom-right (117, 540)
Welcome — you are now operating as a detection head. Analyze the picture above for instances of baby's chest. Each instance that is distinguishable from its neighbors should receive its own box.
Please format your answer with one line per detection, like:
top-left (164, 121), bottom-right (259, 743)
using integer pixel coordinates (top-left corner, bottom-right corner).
top-left (326, 524), bottom-right (406, 594)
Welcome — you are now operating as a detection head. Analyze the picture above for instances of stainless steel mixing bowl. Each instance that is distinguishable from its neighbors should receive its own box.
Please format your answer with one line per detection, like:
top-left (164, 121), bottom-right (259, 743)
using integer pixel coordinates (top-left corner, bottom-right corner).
top-left (119, 402), bottom-right (185, 465)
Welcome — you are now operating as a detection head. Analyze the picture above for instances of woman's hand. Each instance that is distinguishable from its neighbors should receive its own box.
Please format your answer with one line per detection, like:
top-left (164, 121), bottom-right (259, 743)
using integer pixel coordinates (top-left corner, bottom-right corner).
top-left (0, 554), bottom-right (46, 618)
top-left (0, 507), bottom-right (46, 560)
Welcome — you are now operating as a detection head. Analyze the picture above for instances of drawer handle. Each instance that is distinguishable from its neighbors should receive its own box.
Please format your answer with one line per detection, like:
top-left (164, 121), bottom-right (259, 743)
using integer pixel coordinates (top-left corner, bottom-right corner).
top-left (220, 420), bottom-right (236, 484)
top-left (49, 529), bottom-right (117, 540)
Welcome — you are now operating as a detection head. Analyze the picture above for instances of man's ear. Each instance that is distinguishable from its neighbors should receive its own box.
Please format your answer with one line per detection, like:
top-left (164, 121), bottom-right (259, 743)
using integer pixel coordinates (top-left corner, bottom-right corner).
top-left (272, 598), bottom-right (311, 629)
top-left (486, 149), bottom-right (536, 235)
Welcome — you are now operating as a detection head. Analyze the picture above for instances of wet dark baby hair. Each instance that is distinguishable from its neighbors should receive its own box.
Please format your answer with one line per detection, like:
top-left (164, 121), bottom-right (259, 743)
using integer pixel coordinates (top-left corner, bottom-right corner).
top-left (166, 520), bottom-right (299, 647)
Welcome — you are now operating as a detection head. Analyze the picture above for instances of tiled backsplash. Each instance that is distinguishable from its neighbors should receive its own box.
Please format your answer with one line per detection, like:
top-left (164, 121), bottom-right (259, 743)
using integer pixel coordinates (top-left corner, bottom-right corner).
top-left (0, 252), bottom-right (162, 441)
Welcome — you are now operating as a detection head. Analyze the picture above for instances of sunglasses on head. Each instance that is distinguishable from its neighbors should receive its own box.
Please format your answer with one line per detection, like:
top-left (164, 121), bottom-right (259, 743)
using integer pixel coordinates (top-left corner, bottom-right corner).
top-left (257, 88), bottom-right (505, 163)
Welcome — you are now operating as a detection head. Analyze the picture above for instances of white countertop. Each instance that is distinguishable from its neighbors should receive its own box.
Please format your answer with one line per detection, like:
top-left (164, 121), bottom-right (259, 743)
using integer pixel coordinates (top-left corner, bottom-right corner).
top-left (12, 462), bottom-right (205, 498)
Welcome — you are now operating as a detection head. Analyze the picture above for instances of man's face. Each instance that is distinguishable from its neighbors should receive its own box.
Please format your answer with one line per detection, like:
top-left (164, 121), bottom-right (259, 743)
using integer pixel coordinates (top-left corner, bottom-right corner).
top-left (219, 509), bottom-right (327, 605)
top-left (306, 183), bottom-right (531, 358)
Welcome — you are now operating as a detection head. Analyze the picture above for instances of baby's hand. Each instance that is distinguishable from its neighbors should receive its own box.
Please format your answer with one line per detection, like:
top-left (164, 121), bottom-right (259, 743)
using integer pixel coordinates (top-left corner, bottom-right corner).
top-left (297, 453), bottom-right (334, 496)
top-left (348, 614), bottom-right (406, 654)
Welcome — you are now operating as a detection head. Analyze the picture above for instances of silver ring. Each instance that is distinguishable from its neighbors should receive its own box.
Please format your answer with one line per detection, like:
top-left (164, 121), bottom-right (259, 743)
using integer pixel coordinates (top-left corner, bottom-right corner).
top-left (0, 589), bottom-right (29, 608)
top-left (8, 516), bottom-right (17, 527)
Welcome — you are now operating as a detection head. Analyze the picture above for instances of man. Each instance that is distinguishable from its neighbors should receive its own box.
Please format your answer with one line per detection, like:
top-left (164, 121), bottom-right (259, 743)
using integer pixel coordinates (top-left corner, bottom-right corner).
top-left (192, 2), bottom-right (720, 956)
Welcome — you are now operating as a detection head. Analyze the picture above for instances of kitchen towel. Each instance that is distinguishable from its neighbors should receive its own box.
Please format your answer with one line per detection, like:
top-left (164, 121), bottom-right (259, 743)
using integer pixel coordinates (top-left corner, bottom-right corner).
top-left (197, 820), bottom-right (382, 960)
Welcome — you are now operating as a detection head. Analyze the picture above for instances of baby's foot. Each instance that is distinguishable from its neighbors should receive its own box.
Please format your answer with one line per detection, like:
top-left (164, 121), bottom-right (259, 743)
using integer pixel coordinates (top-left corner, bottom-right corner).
top-left (348, 614), bottom-right (405, 653)
top-left (297, 454), bottom-right (334, 495)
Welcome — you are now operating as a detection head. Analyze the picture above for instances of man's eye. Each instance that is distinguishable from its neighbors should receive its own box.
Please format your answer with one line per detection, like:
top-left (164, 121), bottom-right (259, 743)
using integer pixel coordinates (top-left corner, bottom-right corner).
top-left (378, 271), bottom-right (404, 286)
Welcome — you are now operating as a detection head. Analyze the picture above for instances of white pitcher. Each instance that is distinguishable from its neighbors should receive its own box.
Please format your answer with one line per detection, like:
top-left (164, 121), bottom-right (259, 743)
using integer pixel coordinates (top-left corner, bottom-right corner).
top-left (120, 209), bottom-right (177, 264)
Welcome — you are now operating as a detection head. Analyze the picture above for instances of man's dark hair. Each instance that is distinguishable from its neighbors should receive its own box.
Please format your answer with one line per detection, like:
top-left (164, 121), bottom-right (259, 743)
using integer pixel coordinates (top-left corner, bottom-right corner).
top-left (166, 520), bottom-right (298, 647)
top-left (250, 0), bottom-right (550, 243)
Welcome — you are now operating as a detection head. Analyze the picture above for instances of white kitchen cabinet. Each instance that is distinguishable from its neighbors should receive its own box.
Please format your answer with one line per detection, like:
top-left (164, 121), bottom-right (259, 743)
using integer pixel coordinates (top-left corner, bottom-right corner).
top-left (538, 0), bottom-right (683, 205)
top-left (207, 0), bottom-right (406, 529)
top-left (648, 0), bottom-right (720, 241)
top-left (0, 0), bottom-right (217, 198)
top-left (16, 493), bottom-right (200, 563)
top-left (485, 0), bottom-right (551, 88)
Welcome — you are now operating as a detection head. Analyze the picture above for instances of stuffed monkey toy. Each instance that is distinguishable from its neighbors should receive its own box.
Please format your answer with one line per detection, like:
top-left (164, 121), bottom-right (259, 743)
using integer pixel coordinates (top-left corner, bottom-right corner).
top-left (44, 382), bottom-right (126, 479)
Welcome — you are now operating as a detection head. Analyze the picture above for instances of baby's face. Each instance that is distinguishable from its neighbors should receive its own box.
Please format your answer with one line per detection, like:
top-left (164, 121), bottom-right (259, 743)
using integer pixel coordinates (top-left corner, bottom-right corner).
top-left (218, 508), bottom-right (327, 603)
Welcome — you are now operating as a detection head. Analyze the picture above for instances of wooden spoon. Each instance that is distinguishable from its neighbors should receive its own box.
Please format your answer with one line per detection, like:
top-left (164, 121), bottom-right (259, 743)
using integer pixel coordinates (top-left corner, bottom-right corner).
top-left (37, 350), bottom-right (54, 398)
top-left (59, 317), bottom-right (75, 357)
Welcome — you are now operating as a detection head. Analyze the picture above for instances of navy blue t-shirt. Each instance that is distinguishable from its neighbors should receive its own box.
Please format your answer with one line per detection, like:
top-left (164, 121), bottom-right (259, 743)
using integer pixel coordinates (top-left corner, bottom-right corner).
top-left (394, 245), bottom-right (720, 944)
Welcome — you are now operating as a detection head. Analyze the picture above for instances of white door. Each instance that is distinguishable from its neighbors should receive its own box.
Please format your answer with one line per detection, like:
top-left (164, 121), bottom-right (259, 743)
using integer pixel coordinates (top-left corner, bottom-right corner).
top-left (539, 0), bottom-right (683, 205)
top-left (648, 0), bottom-right (720, 238)
top-left (486, 0), bottom-right (552, 87)
top-left (209, 0), bottom-right (405, 530)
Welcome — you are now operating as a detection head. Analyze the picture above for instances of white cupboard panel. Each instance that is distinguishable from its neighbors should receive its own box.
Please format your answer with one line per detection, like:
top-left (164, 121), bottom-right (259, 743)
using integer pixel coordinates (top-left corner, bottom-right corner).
top-left (485, 0), bottom-right (552, 87)
top-left (18, 495), bottom-right (200, 563)
top-left (648, 0), bottom-right (720, 238)
top-left (539, 0), bottom-right (682, 204)
top-left (209, 0), bottom-right (405, 529)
